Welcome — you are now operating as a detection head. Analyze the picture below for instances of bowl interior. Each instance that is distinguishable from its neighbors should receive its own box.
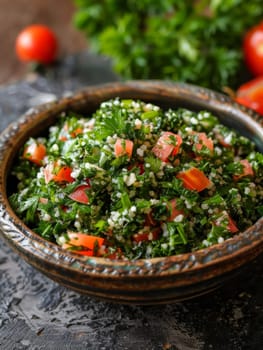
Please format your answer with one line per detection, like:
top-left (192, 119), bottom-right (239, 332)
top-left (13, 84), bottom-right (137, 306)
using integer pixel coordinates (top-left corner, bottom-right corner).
top-left (0, 80), bottom-right (262, 264)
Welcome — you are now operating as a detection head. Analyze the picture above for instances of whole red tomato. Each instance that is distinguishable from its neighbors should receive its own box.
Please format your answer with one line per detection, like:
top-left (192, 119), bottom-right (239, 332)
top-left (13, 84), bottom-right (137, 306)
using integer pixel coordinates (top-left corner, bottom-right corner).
top-left (236, 76), bottom-right (263, 115)
top-left (243, 22), bottom-right (263, 76)
top-left (15, 25), bottom-right (58, 64)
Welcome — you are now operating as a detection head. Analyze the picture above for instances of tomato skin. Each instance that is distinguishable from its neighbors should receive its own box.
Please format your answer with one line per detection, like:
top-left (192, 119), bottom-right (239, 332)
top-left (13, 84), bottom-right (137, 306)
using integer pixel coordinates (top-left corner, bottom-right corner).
top-left (193, 132), bottom-right (214, 154)
top-left (236, 76), bottom-right (263, 115)
top-left (23, 142), bottom-right (46, 165)
top-left (69, 185), bottom-right (90, 204)
top-left (114, 138), bottom-right (134, 158)
top-left (44, 162), bottom-right (74, 184)
top-left (152, 132), bottom-right (182, 162)
top-left (233, 159), bottom-right (254, 181)
top-left (214, 212), bottom-right (239, 234)
top-left (16, 25), bottom-right (57, 64)
top-left (227, 216), bottom-right (239, 234)
top-left (176, 167), bottom-right (211, 192)
top-left (167, 199), bottom-right (184, 221)
top-left (243, 22), bottom-right (263, 77)
top-left (62, 232), bottom-right (104, 256)
top-left (133, 228), bottom-right (160, 243)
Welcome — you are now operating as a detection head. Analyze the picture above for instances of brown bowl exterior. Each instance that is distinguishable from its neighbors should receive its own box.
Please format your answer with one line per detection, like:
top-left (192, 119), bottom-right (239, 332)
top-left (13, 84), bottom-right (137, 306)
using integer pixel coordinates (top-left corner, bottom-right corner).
top-left (0, 80), bottom-right (263, 304)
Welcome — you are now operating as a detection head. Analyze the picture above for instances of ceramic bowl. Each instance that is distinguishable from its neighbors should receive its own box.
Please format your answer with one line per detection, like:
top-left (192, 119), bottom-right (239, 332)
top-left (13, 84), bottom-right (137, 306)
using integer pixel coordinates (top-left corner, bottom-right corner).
top-left (0, 81), bottom-right (262, 304)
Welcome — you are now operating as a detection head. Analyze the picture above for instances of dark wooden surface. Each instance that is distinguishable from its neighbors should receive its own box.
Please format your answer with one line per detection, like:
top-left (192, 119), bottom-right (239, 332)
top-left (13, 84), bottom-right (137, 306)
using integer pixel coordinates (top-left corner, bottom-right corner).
top-left (1, 53), bottom-right (263, 350)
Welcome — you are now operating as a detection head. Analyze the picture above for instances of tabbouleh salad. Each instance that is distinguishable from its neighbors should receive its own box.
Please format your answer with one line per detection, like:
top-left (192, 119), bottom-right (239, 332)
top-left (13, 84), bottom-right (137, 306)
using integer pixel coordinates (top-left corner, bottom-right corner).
top-left (9, 98), bottom-right (263, 260)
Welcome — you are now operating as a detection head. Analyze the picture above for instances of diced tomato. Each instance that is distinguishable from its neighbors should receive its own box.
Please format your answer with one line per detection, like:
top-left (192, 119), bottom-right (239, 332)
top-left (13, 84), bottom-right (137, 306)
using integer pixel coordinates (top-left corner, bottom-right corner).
top-left (138, 163), bottom-right (145, 174)
top-left (167, 199), bottom-right (184, 221)
top-left (66, 249), bottom-right (94, 256)
top-left (23, 142), bottom-right (46, 166)
top-left (133, 228), bottom-right (160, 243)
top-left (114, 138), bottom-right (134, 158)
top-left (54, 166), bottom-right (74, 182)
top-left (144, 212), bottom-right (156, 226)
top-left (227, 216), bottom-right (239, 233)
top-left (214, 212), bottom-right (239, 234)
top-left (176, 167), bottom-right (211, 192)
top-left (152, 132), bottom-right (182, 162)
top-left (67, 232), bottom-right (104, 248)
top-left (233, 159), bottom-right (254, 181)
top-left (43, 162), bottom-right (74, 184)
top-left (39, 197), bottom-right (48, 204)
top-left (62, 232), bottom-right (104, 256)
top-left (192, 132), bottom-right (214, 154)
top-left (69, 184), bottom-right (90, 204)
top-left (102, 247), bottom-right (123, 259)
top-left (217, 135), bottom-right (232, 148)
top-left (59, 124), bottom-right (83, 141)
top-left (128, 163), bottom-right (145, 175)
top-left (70, 127), bottom-right (83, 138)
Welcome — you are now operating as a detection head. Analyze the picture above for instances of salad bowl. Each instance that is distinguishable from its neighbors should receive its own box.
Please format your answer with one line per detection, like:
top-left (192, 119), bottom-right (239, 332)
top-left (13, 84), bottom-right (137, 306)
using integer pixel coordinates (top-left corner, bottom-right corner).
top-left (0, 80), bottom-right (262, 304)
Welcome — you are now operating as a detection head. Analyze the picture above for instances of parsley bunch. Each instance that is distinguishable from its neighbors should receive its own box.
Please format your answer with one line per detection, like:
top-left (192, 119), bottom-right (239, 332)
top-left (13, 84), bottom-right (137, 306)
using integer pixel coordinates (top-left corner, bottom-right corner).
top-left (73, 0), bottom-right (263, 90)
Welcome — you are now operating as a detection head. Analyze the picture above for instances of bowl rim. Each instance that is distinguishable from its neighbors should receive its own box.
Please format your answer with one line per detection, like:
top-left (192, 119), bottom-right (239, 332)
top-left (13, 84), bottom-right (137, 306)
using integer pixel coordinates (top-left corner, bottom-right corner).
top-left (0, 79), bottom-right (262, 279)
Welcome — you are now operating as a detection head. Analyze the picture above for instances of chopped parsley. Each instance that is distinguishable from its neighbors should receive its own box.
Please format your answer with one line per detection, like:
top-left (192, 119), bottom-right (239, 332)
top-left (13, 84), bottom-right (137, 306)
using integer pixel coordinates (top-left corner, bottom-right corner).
top-left (9, 99), bottom-right (263, 260)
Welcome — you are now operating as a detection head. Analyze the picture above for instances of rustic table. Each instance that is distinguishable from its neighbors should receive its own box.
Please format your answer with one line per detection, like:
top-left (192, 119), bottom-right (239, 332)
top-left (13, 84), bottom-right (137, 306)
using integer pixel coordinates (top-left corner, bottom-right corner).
top-left (0, 53), bottom-right (263, 350)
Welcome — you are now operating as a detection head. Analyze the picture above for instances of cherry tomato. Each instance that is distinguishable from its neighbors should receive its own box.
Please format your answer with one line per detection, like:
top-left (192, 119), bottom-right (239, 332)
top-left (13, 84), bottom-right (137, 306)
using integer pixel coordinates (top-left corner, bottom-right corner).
top-left (243, 22), bottom-right (263, 76)
top-left (15, 25), bottom-right (58, 64)
top-left (236, 76), bottom-right (263, 115)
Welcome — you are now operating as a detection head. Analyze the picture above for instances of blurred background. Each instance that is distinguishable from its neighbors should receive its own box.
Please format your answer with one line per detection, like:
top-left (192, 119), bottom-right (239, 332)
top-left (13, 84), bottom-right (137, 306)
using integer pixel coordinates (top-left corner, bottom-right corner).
top-left (0, 0), bottom-right (86, 84)
top-left (1, 0), bottom-right (263, 116)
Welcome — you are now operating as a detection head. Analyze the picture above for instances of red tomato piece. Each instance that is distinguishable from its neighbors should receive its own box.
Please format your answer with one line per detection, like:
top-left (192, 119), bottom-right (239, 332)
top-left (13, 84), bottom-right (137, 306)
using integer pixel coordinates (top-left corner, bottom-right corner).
top-left (152, 132), bottom-right (182, 162)
top-left (243, 22), bottom-right (263, 77)
top-left (67, 232), bottom-right (104, 248)
top-left (15, 25), bottom-right (57, 64)
top-left (39, 197), bottom-right (48, 204)
top-left (133, 228), bottom-right (160, 243)
top-left (236, 76), bottom-right (263, 115)
top-left (23, 142), bottom-right (46, 166)
top-left (176, 167), bottom-right (211, 192)
top-left (105, 249), bottom-right (123, 259)
top-left (167, 199), bottom-right (184, 221)
top-left (62, 232), bottom-right (104, 256)
top-left (144, 212), bottom-right (156, 226)
top-left (70, 127), bottom-right (83, 138)
top-left (43, 162), bottom-right (74, 184)
top-left (193, 132), bottom-right (214, 154)
top-left (69, 185), bottom-right (90, 204)
top-left (128, 163), bottom-right (145, 175)
top-left (137, 163), bottom-right (145, 175)
top-left (53, 166), bottom-right (74, 183)
top-left (114, 138), bottom-right (134, 158)
top-left (233, 159), bottom-right (254, 181)
top-left (214, 212), bottom-right (239, 234)
top-left (227, 216), bottom-right (239, 234)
